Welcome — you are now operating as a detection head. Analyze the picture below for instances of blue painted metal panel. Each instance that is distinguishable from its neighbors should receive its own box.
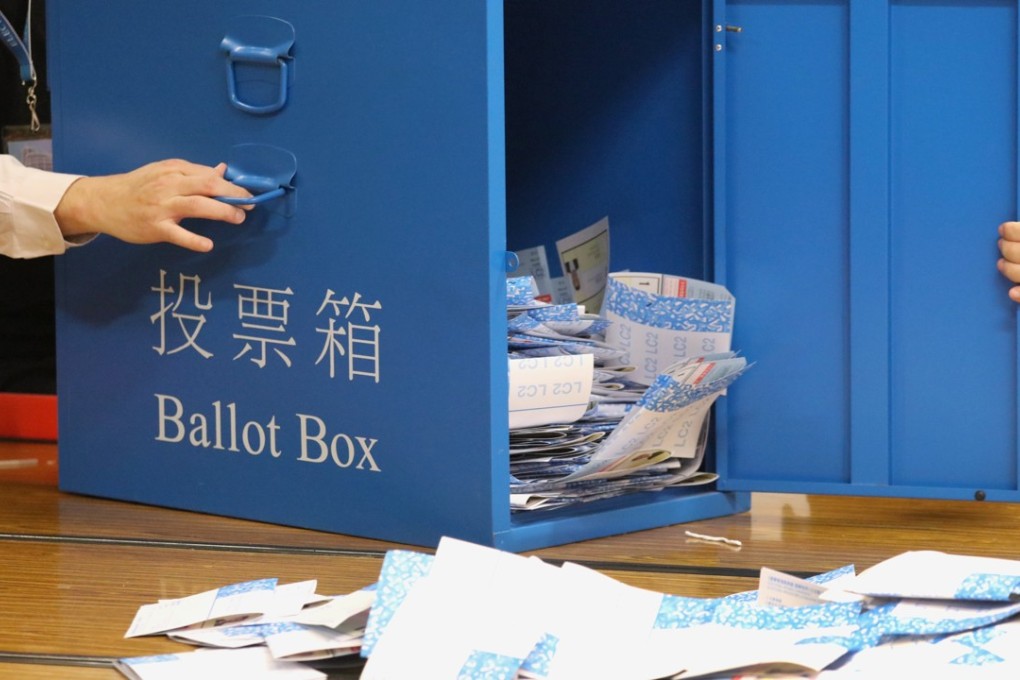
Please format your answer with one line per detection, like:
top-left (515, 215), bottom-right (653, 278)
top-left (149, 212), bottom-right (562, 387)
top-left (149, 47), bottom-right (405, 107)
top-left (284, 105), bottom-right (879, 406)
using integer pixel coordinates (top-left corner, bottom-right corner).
top-left (887, 0), bottom-right (1018, 492)
top-left (504, 0), bottom-right (708, 279)
top-left (497, 488), bottom-right (749, 553)
top-left (715, 0), bottom-right (853, 485)
top-left (50, 0), bottom-right (748, 551)
top-left (52, 0), bottom-right (503, 547)
top-left (847, 0), bottom-right (891, 488)
top-left (717, 0), bottom-right (1020, 501)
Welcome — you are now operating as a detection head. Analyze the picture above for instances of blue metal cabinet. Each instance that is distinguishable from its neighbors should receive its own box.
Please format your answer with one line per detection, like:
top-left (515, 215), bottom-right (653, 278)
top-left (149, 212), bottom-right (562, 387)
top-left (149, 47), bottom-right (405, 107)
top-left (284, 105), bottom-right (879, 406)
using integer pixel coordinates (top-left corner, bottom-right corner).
top-left (713, 0), bottom-right (1020, 501)
top-left (47, 0), bottom-right (1019, 551)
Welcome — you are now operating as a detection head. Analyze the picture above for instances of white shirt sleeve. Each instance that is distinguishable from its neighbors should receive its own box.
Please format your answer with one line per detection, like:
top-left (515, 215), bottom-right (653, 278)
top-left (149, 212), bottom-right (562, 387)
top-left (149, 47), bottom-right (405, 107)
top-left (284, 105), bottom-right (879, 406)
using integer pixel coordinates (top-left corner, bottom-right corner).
top-left (0, 154), bottom-right (84, 258)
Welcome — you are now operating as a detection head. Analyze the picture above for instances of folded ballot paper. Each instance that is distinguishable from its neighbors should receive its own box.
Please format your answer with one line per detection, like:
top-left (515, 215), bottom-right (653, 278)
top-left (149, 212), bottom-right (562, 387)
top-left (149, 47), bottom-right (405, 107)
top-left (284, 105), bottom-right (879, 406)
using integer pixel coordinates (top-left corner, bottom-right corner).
top-left (118, 578), bottom-right (374, 678)
top-left (505, 273), bottom-right (748, 513)
top-left (115, 647), bottom-right (326, 680)
top-left (361, 538), bottom-right (859, 680)
top-left (508, 352), bottom-right (748, 511)
top-left (360, 537), bottom-right (562, 679)
top-left (839, 550), bottom-right (1020, 601)
top-left (125, 578), bottom-right (285, 638)
top-left (117, 545), bottom-right (1020, 678)
top-left (602, 272), bottom-right (735, 386)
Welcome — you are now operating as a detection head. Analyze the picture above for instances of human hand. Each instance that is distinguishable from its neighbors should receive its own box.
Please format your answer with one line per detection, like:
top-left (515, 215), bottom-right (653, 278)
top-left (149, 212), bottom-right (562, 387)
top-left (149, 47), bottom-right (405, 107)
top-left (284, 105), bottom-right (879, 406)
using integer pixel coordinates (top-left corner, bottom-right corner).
top-left (998, 221), bottom-right (1020, 302)
top-left (54, 159), bottom-right (253, 253)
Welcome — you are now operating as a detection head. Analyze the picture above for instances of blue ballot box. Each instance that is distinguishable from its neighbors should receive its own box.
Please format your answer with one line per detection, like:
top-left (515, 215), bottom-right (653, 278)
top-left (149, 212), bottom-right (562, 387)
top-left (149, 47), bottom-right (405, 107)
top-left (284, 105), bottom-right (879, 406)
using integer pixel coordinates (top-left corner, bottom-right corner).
top-left (48, 0), bottom-right (1020, 551)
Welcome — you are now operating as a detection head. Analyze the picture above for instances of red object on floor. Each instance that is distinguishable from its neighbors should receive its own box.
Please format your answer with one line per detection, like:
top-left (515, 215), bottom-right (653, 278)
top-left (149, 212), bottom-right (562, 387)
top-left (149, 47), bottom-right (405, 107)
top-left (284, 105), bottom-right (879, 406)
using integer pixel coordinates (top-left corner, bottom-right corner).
top-left (0, 393), bottom-right (58, 441)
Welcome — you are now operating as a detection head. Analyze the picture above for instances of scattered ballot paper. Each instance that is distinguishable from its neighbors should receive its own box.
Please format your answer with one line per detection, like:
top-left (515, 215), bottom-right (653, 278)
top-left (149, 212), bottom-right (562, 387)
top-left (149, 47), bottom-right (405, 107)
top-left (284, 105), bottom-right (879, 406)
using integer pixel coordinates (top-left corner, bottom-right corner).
top-left (117, 546), bottom-right (1020, 679)
top-left (841, 550), bottom-right (1020, 601)
top-left (119, 578), bottom-right (371, 680)
top-left (169, 620), bottom-right (363, 660)
top-left (289, 589), bottom-right (375, 629)
top-left (114, 647), bottom-right (325, 680)
top-left (361, 537), bottom-right (560, 679)
top-left (125, 578), bottom-right (280, 638)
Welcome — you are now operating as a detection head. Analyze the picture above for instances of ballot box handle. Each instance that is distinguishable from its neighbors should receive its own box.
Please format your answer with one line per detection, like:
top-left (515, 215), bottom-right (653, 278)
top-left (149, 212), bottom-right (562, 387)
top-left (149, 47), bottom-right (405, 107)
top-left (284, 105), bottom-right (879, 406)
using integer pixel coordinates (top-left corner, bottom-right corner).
top-left (217, 185), bottom-right (287, 206)
top-left (215, 143), bottom-right (297, 213)
top-left (220, 16), bottom-right (295, 115)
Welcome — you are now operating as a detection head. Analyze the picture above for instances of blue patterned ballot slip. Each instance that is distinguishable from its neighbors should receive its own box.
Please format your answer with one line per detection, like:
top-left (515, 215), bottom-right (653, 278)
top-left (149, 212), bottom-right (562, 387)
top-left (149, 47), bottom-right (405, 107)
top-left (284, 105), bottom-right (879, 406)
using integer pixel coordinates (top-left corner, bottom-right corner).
top-left (602, 273), bottom-right (735, 385)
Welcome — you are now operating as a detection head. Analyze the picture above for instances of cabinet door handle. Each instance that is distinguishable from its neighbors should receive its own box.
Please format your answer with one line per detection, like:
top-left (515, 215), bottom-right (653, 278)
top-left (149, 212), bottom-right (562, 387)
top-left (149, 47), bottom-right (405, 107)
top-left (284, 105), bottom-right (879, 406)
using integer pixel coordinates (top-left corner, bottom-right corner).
top-left (220, 16), bottom-right (295, 115)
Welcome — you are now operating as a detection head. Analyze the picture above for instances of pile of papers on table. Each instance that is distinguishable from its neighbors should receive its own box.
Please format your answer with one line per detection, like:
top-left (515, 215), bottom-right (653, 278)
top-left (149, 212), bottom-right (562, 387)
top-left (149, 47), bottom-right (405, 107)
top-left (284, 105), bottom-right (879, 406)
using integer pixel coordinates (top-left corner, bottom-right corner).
top-left (116, 539), bottom-right (1020, 678)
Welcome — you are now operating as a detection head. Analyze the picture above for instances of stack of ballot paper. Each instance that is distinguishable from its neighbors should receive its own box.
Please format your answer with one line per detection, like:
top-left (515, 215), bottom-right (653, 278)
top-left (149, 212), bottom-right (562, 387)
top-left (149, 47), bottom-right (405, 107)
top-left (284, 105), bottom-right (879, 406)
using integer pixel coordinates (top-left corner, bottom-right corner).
top-left (116, 578), bottom-right (374, 679)
top-left (506, 274), bottom-right (748, 512)
top-left (116, 542), bottom-right (1020, 678)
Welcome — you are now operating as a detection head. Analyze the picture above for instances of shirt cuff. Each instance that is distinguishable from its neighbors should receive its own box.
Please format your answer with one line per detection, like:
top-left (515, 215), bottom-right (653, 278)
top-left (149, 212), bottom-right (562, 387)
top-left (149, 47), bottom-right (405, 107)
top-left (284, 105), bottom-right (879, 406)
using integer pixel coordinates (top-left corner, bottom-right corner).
top-left (11, 166), bottom-right (84, 257)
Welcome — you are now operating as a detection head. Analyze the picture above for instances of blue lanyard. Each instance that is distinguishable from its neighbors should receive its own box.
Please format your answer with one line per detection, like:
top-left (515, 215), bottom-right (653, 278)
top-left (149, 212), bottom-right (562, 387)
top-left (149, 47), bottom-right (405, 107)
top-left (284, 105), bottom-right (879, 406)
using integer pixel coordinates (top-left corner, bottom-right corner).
top-left (0, 1), bottom-right (41, 132)
top-left (0, 3), bottom-right (34, 83)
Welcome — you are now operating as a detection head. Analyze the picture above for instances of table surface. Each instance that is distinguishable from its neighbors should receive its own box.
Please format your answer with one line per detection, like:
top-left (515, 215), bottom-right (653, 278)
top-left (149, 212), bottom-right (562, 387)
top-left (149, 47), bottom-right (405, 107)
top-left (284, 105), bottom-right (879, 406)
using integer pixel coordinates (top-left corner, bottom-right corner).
top-left (4, 439), bottom-right (1020, 678)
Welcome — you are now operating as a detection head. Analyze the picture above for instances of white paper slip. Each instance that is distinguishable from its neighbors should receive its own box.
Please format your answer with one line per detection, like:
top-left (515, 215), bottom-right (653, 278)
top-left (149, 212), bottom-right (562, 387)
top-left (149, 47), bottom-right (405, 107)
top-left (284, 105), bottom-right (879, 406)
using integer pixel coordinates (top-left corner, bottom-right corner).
top-left (556, 216), bottom-right (610, 314)
top-left (360, 550), bottom-right (435, 658)
top-left (953, 617), bottom-right (1020, 668)
top-left (125, 578), bottom-right (278, 638)
top-left (169, 624), bottom-right (270, 649)
top-left (262, 580), bottom-right (324, 620)
top-left (555, 355), bottom-right (747, 486)
top-left (508, 354), bottom-right (594, 430)
top-left (637, 623), bottom-right (854, 680)
top-left (542, 561), bottom-right (666, 680)
top-left (758, 567), bottom-right (861, 608)
top-left (361, 537), bottom-right (558, 680)
top-left (844, 551), bottom-right (1020, 601)
top-left (872, 597), bottom-right (1020, 637)
top-left (264, 622), bottom-right (363, 661)
top-left (290, 588), bottom-right (375, 629)
top-left (605, 272), bottom-right (732, 301)
top-left (114, 647), bottom-right (326, 680)
top-left (603, 272), bottom-right (735, 385)
top-left (170, 621), bottom-right (363, 657)
top-left (558, 448), bottom-right (674, 483)
top-left (817, 625), bottom-right (1020, 678)
top-left (509, 493), bottom-right (559, 511)
top-left (168, 589), bottom-right (368, 650)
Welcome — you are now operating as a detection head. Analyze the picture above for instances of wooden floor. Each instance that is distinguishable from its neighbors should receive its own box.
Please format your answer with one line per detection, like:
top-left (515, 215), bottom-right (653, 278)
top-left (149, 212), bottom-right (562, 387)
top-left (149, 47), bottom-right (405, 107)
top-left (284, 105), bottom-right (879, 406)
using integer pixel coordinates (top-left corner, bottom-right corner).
top-left (5, 439), bottom-right (1020, 678)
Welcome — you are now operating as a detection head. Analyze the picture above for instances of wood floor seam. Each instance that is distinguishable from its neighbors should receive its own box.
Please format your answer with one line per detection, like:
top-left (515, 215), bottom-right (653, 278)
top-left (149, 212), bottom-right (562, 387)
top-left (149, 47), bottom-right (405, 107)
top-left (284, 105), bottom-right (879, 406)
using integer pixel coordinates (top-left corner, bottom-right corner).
top-left (0, 652), bottom-right (115, 668)
top-left (0, 532), bottom-right (782, 580)
top-left (0, 532), bottom-right (388, 558)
